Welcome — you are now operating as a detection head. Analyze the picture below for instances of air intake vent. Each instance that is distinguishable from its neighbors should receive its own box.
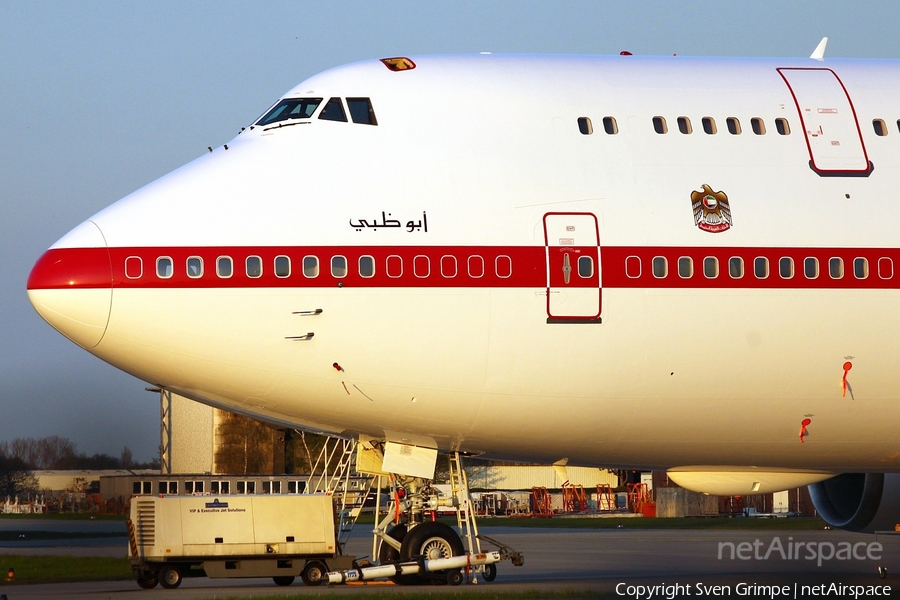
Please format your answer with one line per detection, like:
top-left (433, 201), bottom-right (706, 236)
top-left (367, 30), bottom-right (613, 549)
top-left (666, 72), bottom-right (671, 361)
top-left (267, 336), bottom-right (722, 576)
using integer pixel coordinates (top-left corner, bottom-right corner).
top-left (135, 499), bottom-right (156, 546)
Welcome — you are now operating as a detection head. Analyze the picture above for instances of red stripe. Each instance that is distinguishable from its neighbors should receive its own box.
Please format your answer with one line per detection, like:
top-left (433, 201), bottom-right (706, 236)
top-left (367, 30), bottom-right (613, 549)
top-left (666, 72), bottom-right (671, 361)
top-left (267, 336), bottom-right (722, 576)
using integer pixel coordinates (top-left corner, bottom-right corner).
top-left (26, 245), bottom-right (900, 290)
top-left (27, 248), bottom-right (112, 290)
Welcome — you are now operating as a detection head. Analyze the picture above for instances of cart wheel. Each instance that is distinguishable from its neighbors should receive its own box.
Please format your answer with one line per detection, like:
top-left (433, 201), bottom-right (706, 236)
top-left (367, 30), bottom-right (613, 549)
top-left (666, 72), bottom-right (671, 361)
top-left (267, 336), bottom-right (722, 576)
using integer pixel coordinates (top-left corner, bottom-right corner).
top-left (273, 575), bottom-right (295, 586)
top-left (446, 569), bottom-right (464, 586)
top-left (159, 565), bottom-right (182, 589)
top-left (878, 565), bottom-right (887, 579)
top-left (135, 574), bottom-right (159, 589)
top-left (301, 560), bottom-right (327, 586)
top-left (483, 562), bottom-right (497, 582)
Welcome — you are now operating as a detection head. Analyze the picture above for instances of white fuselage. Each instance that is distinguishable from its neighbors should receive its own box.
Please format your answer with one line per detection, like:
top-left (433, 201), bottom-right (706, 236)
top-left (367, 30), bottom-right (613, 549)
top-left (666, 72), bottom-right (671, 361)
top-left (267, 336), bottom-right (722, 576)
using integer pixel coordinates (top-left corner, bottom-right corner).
top-left (27, 53), bottom-right (900, 476)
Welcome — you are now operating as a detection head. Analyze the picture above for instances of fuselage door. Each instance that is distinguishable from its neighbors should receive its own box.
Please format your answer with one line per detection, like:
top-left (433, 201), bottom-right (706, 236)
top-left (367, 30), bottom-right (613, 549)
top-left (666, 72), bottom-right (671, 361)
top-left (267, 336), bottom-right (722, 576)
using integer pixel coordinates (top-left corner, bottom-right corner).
top-left (777, 67), bottom-right (870, 175)
top-left (543, 212), bottom-right (601, 323)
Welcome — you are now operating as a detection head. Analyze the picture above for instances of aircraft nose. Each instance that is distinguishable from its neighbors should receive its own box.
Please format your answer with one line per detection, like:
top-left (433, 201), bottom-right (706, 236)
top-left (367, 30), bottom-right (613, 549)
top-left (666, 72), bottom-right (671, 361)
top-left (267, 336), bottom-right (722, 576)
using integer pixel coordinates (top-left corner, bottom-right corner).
top-left (26, 221), bottom-right (112, 350)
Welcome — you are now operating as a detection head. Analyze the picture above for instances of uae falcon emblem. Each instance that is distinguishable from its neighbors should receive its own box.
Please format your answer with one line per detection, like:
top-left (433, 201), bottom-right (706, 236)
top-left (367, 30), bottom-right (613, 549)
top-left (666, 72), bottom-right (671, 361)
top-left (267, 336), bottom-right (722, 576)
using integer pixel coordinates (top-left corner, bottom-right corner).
top-left (690, 184), bottom-right (732, 233)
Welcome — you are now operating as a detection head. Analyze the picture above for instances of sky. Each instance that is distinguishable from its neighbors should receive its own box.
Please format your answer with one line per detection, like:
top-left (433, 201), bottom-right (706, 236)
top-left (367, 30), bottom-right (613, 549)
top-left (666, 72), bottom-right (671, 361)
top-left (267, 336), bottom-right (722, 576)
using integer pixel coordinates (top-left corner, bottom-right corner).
top-left (1, 0), bottom-right (898, 462)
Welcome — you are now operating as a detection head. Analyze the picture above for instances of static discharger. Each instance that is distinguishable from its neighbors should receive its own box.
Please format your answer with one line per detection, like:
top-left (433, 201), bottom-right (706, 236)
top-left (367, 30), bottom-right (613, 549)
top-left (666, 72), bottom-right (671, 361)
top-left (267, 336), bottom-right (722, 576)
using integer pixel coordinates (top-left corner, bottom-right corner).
top-left (799, 418), bottom-right (812, 443)
top-left (842, 361), bottom-right (853, 398)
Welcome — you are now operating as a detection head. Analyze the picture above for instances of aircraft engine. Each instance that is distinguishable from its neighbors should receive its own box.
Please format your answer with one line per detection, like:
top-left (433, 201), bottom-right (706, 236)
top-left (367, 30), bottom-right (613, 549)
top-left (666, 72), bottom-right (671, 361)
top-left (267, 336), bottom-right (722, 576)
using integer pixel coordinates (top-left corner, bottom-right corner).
top-left (809, 473), bottom-right (900, 532)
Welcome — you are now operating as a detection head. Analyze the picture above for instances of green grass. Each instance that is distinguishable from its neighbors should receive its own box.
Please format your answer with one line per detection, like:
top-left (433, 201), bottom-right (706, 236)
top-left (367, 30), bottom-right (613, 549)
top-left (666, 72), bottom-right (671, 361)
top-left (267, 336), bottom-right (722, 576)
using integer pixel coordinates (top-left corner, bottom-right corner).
top-left (214, 592), bottom-right (607, 600)
top-left (0, 531), bottom-right (125, 541)
top-left (0, 555), bottom-right (132, 585)
top-left (0, 513), bottom-right (125, 521)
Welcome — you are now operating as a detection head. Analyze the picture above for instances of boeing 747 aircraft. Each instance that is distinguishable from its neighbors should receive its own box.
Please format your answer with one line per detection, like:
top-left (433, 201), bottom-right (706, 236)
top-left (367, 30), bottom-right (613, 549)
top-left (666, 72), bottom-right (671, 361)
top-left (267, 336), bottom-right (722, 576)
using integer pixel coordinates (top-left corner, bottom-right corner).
top-left (27, 49), bottom-right (900, 541)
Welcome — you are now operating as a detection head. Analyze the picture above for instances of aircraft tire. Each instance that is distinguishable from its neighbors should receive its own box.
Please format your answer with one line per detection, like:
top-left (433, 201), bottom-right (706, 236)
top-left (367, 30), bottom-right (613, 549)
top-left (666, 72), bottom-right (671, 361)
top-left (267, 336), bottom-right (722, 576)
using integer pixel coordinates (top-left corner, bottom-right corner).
top-left (397, 521), bottom-right (465, 585)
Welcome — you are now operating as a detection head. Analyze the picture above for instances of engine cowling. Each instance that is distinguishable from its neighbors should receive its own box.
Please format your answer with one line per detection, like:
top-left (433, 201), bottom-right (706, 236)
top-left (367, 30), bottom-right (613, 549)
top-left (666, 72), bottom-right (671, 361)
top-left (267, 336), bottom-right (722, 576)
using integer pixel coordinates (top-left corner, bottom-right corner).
top-left (809, 473), bottom-right (900, 532)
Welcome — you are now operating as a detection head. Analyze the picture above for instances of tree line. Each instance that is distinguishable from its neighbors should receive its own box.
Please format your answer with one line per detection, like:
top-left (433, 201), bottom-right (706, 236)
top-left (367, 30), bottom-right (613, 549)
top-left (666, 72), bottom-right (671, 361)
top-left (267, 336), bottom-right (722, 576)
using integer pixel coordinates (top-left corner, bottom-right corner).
top-left (0, 435), bottom-right (159, 470)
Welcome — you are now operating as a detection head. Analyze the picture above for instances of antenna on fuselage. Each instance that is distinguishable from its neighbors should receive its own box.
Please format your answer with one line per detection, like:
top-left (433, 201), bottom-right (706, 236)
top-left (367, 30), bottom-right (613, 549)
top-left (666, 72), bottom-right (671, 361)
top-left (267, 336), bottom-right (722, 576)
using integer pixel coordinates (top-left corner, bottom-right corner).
top-left (810, 37), bottom-right (828, 61)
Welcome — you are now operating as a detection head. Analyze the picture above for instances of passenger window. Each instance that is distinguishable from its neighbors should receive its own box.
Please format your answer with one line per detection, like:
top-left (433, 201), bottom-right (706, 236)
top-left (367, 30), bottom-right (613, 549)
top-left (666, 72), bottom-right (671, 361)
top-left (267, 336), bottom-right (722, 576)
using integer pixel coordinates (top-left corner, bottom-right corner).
top-left (440, 255), bottom-right (457, 278)
top-left (603, 116), bottom-right (618, 134)
top-left (125, 256), bottom-right (142, 279)
top-left (804, 257), bottom-right (819, 279)
top-left (331, 256), bottom-right (347, 278)
top-left (255, 98), bottom-right (322, 126)
top-left (156, 257), bottom-right (173, 279)
top-left (413, 255), bottom-right (430, 278)
top-left (246, 256), bottom-right (262, 278)
top-left (303, 256), bottom-right (319, 278)
top-left (217, 256), bottom-right (233, 278)
top-left (677, 116), bottom-right (692, 134)
top-left (775, 118), bottom-right (791, 135)
top-left (873, 119), bottom-right (887, 136)
top-left (274, 255), bottom-right (290, 278)
top-left (779, 257), bottom-right (794, 279)
top-left (625, 256), bottom-right (641, 278)
top-left (319, 97), bottom-right (347, 122)
top-left (726, 117), bottom-right (742, 135)
top-left (702, 117), bottom-right (717, 134)
top-left (828, 257), bottom-right (843, 279)
top-left (495, 255), bottom-right (512, 278)
top-left (652, 256), bottom-right (667, 278)
top-left (751, 117), bottom-right (766, 135)
top-left (386, 255), bottom-right (402, 278)
top-left (577, 256), bottom-right (593, 278)
top-left (359, 255), bottom-right (375, 278)
top-left (728, 257), bottom-right (744, 278)
top-left (577, 117), bottom-right (593, 135)
top-left (854, 257), bottom-right (868, 279)
top-left (468, 255), bottom-right (485, 278)
top-left (677, 256), bottom-right (693, 278)
top-left (347, 98), bottom-right (378, 125)
top-left (652, 116), bottom-right (668, 134)
top-left (754, 257), bottom-right (769, 279)
top-left (187, 256), bottom-right (203, 278)
top-left (703, 256), bottom-right (719, 278)
top-left (879, 257), bottom-right (893, 279)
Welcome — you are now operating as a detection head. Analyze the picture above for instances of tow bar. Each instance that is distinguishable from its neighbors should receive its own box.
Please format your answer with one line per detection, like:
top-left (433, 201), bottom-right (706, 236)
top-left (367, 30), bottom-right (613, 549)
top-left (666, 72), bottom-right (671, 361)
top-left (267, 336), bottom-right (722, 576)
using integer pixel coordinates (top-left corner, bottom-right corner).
top-left (327, 550), bottom-right (512, 585)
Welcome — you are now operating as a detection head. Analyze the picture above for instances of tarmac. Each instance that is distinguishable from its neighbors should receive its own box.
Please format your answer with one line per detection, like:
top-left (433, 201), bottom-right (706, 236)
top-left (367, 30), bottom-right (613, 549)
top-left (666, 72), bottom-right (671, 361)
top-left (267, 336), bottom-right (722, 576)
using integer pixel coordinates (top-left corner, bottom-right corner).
top-left (0, 520), bottom-right (898, 599)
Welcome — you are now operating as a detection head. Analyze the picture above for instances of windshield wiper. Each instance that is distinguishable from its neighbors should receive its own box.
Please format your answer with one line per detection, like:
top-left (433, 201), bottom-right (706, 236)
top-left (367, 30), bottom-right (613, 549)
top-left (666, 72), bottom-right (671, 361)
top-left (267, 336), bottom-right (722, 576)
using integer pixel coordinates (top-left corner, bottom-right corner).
top-left (263, 121), bottom-right (310, 132)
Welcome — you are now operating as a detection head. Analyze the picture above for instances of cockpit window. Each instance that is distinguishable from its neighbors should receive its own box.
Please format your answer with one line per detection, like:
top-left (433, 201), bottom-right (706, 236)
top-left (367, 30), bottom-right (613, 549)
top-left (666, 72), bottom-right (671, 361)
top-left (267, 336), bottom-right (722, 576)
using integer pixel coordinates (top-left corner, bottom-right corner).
top-left (319, 97), bottom-right (347, 122)
top-left (347, 98), bottom-right (378, 125)
top-left (255, 98), bottom-right (322, 126)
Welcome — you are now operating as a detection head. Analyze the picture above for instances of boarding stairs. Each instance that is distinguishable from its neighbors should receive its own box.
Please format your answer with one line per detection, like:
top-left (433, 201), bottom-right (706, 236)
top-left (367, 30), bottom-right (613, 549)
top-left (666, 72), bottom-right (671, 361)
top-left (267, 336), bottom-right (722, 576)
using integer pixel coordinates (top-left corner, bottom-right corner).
top-left (305, 436), bottom-right (375, 550)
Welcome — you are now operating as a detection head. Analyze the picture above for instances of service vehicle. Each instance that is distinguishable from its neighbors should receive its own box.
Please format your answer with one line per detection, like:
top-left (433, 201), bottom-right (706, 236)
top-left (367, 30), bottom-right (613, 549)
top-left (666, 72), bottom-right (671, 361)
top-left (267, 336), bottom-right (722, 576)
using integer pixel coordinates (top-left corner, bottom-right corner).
top-left (127, 494), bottom-right (352, 589)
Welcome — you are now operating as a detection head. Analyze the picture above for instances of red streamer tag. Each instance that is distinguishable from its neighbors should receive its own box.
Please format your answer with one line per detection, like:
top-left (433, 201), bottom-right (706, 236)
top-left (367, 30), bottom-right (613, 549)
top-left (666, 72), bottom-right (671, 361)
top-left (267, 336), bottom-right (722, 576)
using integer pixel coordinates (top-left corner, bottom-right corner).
top-left (842, 362), bottom-right (852, 398)
top-left (799, 418), bottom-right (812, 443)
